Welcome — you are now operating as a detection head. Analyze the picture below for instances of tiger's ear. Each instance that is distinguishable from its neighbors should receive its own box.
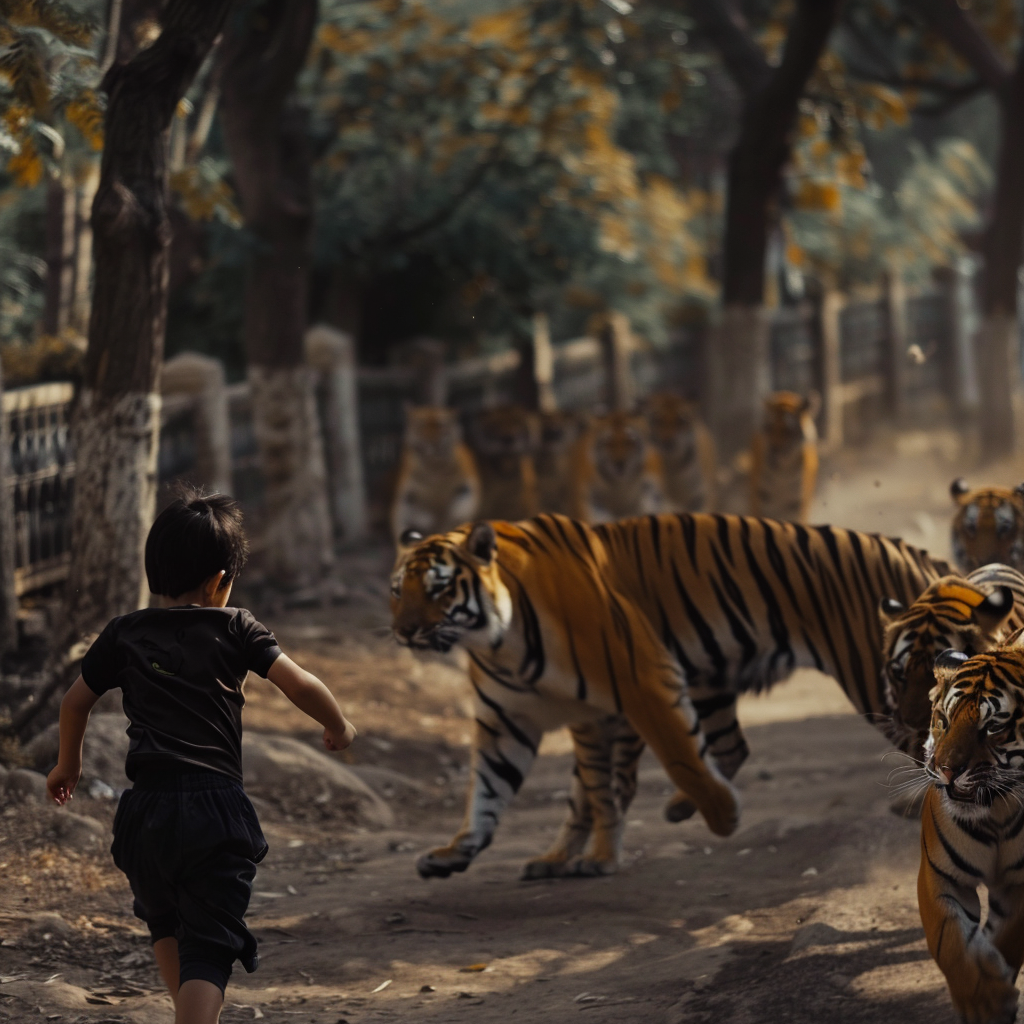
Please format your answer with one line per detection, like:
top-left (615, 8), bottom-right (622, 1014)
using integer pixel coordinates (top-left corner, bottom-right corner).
top-left (933, 648), bottom-right (970, 688)
top-left (466, 522), bottom-right (497, 565)
top-left (951, 478), bottom-right (971, 504)
top-left (879, 596), bottom-right (905, 625)
top-left (398, 528), bottom-right (425, 552)
top-left (1014, 482), bottom-right (1024, 502)
top-left (974, 585), bottom-right (1015, 635)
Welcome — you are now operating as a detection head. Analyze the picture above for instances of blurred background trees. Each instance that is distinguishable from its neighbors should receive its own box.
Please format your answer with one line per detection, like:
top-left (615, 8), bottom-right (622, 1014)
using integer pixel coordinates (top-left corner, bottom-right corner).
top-left (0, 0), bottom-right (1016, 611)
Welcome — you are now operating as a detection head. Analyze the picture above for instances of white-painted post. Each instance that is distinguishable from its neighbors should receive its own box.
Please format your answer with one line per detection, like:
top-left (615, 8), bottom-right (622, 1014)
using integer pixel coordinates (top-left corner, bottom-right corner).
top-left (600, 311), bottom-right (635, 412)
top-left (819, 290), bottom-right (844, 451)
top-left (161, 352), bottom-right (232, 495)
top-left (305, 324), bottom-right (368, 543)
top-left (0, 357), bottom-right (17, 653)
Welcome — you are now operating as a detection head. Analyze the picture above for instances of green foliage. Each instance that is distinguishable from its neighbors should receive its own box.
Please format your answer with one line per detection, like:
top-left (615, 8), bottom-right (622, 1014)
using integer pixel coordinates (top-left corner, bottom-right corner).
top-left (307, 0), bottom-right (719, 346)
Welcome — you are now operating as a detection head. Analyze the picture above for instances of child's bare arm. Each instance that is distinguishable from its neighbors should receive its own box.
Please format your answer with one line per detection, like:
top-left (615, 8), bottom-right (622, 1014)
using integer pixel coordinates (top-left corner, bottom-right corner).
top-left (266, 655), bottom-right (356, 752)
top-left (46, 676), bottom-right (101, 805)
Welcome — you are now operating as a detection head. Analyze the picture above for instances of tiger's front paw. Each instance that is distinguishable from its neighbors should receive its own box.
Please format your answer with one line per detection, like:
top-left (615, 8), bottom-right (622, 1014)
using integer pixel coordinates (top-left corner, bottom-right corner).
top-left (951, 947), bottom-right (1018, 1024)
top-left (416, 845), bottom-right (474, 879)
top-left (566, 855), bottom-right (619, 878)
top-left (664, 792), bottom-right (697, 823)
top-left (953, 979), bottom-right (1017, 1024)
top-left (521, 856), bottom-right (572, 880)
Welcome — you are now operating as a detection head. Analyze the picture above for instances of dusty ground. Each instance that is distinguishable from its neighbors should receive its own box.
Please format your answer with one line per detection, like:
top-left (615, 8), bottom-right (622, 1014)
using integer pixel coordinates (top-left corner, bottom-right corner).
top-left (3, 426), bottom-right (1024, 1024)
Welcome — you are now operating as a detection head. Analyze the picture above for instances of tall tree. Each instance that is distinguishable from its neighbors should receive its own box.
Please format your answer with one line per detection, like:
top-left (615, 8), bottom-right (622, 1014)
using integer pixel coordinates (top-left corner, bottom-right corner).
top-left (906, 0), bottom-right (1024, 458)
top-left (690, 0), bottom-right (841, 465)
top-left (54, 0), bottom-right (233, 694)
top-left (221, 0), bottom-right (333, 594)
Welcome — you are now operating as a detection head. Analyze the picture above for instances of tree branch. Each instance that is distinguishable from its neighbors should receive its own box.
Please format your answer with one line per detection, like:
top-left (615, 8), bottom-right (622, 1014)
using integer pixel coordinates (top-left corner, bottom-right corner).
top-left (687, 0), bottom-right (772, 98)
top-left (903, 0), bottom-right (1010, 96)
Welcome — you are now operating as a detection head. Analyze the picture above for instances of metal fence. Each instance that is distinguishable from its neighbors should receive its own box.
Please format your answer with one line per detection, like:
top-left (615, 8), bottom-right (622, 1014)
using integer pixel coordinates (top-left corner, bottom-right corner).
top-left (0, 284), bottom-right (964, 597)
top-left (3, 383), bottom-right (75, 597)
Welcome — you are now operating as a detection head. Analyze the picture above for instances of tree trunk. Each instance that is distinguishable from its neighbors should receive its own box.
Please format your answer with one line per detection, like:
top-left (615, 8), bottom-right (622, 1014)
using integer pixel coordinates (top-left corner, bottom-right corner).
top-left (221, 0), bottom-right (332, 593)
top-left (977, 49), bottom-right (1024, 458)
top-left (701, 0), bottom-right (840, 463)
top-left (60, 0), bottom-right (233, 651)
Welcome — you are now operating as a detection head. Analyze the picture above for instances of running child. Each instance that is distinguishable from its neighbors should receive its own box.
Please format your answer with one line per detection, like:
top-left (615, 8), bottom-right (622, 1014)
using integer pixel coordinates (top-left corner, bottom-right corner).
top-left (46, 489), bottom-right (356, 1024)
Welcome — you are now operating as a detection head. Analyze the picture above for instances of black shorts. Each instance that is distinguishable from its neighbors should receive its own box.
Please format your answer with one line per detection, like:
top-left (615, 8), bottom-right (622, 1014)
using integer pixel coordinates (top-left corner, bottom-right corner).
top-left (111, 768), bottom-right (268, 992)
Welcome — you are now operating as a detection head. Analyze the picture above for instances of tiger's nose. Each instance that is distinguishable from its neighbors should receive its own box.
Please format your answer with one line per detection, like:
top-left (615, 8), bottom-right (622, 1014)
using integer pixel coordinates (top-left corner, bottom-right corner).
top-left (395, 622), bottom-right (417, 640)
top-left (940, 763), bottom-right (967, 785)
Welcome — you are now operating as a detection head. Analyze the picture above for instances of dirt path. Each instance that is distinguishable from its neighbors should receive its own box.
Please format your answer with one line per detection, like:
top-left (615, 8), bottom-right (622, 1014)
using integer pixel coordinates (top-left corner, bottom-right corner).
top-left (2, 427), bottom-right (1024, 1024)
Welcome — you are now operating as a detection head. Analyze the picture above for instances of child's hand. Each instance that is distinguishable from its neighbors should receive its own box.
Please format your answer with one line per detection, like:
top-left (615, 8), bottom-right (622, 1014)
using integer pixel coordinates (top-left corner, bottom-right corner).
top-left (46, 761), bottom-right (82, 805)
top-left (323, 718), bottom-right (357, 752)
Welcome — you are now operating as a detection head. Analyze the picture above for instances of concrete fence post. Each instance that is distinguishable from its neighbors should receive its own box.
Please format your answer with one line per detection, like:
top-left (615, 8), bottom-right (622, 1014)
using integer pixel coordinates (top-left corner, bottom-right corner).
top-left (161, 352), bottom-right (232, 495)
top-left (600, 311), bottom-right (635, 412)
top-left (306, 324), bottom-right (368, 543)
top-left (819, 289), bottom-right (844, 451)
top-left (0, 357), bottom-right (17, 654)
top-left (883, 268), bottom-right (908, 423)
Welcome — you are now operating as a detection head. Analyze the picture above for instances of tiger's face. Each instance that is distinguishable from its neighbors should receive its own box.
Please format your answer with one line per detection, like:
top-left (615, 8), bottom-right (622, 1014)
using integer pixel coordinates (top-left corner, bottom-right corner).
top-left (645, 393), bottom-right (701, 461)
top-left (950, 478), bottom-right (1024, 573)
top-left (761, 391), bottom-right (819, 450)
top-left (404, 406), bottom-right (464, 461)
top-left (468, 406), bottom-right (540, 462)
top-left (390, 522), bottom-right (512, 654)
top-left (879, 578), bottom-right (1015, 753)
top-left (927, 640), bottom-right (1024, 819)
top-left (538, 411), bottom-right (584, 458)
top-left (592, 412), bottom-right (650, 482)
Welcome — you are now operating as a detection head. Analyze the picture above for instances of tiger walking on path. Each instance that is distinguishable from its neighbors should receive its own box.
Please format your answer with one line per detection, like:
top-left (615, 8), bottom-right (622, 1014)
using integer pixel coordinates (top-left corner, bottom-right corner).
top-left (918, 637), bottom-right (1024, 1024)
top-left (391, 513), bottom-right (951, 879)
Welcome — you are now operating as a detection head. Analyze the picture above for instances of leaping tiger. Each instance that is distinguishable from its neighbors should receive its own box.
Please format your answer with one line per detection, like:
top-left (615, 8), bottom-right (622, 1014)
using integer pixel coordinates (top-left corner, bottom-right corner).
top-left (391, 513), bottom-right (951, 879)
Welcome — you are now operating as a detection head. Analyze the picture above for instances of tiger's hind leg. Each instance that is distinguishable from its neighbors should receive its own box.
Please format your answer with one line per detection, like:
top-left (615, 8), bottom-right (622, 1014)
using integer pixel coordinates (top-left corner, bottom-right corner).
top-left (664, 695), bottom-right (748, 823)
top-left (620, 651), bottom-right (739, 838)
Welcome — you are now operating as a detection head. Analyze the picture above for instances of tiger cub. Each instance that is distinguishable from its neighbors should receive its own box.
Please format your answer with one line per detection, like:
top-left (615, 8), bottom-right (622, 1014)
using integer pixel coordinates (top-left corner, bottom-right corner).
top-left (919, 637), bottom-right (1024, 1024)
top-left (535, 410), bottom-right (585, 516)
top-left (644, 392), bottom-right (717, 513)
top-left (950, 478), bottom-right (1024, 573)
top-left (465, 405), bottom-right (540, 520)
top-left (390, 406), bottom-right (480, 543)
top-left (749, 390), bottom-right (819, 522)
top-left (572, 412), bottom-right (666, 523)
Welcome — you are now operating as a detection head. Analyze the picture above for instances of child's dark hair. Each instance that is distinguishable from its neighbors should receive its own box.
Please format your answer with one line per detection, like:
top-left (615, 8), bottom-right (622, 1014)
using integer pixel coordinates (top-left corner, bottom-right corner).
top-left (145, 487), bottom-right (249, 597)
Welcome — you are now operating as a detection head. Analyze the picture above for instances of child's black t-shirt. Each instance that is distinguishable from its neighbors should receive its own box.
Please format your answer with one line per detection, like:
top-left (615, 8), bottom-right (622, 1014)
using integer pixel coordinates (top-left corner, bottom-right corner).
top-left (81, 606), bottom-right (282, 782)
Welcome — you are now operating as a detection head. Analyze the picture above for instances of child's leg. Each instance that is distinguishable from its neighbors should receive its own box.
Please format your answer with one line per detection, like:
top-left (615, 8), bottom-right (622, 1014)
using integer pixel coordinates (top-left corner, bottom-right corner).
top-left (152, 937), bottom-right (180, 1000)
top-left (176, 980), bottom-right (223, 1024)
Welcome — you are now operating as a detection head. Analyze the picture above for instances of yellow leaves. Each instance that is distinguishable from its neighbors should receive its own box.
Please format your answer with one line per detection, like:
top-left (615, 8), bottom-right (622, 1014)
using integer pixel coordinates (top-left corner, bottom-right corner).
top-left (858, 83), bottom-right (908, 129)
top-left (795, 180), bottom-right (842, 213)
top-left (467, 8), bottom-right (529, 48)
top-left (65, 90), bottom-right (103, 150)
top-left (318, 23), bottom-right (374, 55)
top-left (170, 167), bottom-right (241, 226)
top-left (7, 137), bottom-right (41, 187)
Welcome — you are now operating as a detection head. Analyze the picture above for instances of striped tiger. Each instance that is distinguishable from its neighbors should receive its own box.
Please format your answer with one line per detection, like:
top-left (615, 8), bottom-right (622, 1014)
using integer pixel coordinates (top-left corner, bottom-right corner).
top-left (391, 513), bottom-right (950, 879)
top-left (917, 638), bottom-right (1024, 1024)
top-left (879, 564), bottom-right (1024, 757)
top-left (571, 412), bottom-right (666, 522)
top-left (644, 392), bottom-right (718, 513)
top-left (535, 410), bottom-right (586, 516)
top-left (391, 518), bottom-right (740, 880)
top-left (466, 405), bottom-right (540, 521)
top-left (390, 406), bottom-right (480, 543)
top-left (749, 391), bottom-right (820, 522)
top-left (950, 478), bottom-right (1024, 574)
